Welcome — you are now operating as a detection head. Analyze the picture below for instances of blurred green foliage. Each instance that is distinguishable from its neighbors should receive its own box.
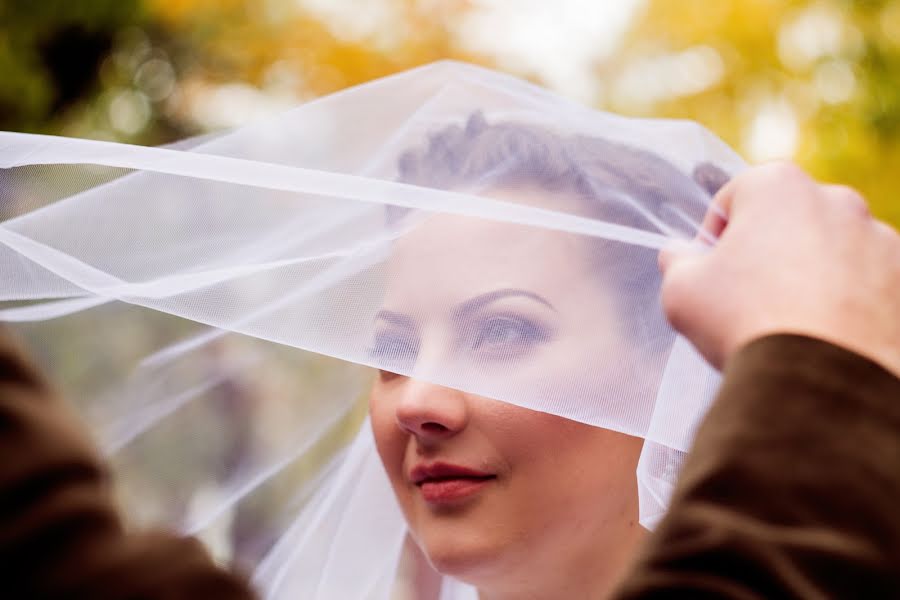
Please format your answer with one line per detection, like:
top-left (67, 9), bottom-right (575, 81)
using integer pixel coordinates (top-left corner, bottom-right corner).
top-left (0, 0), bottom-right (476, 143)
top-left (604, 0), bottom-right (900, 225)
top-left (0, 0), bottom-right (143, 131)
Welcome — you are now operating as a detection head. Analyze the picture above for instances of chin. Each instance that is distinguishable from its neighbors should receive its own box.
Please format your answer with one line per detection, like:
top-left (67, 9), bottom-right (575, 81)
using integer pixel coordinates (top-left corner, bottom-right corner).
top-left (418, 529), bottom-right (510, 583)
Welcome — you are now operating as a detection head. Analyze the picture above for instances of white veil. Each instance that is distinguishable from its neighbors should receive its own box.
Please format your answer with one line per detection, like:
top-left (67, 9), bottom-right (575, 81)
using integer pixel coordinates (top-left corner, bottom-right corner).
top-left (0, 61), bottom-right (745, 599)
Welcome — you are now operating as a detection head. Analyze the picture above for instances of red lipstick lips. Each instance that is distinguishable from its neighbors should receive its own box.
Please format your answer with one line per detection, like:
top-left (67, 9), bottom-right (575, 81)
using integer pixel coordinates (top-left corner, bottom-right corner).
top-left (410, 462), bottom-right (496, 504)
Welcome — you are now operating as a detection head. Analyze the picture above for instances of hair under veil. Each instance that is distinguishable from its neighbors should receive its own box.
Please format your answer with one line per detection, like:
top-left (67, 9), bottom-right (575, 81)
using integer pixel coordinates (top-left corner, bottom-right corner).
top-left (0, 61), bottom-right (744, 599)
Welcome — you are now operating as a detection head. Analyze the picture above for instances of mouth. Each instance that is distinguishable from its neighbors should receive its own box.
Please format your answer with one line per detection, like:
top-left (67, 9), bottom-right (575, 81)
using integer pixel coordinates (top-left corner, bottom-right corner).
top-left (410, 462), bottom-right (497, 504)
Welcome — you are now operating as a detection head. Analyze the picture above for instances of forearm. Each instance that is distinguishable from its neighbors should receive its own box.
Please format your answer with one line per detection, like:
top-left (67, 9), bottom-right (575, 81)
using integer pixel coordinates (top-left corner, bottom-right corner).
top-left (0, 329), bottom-right (257, 599)
top-left (614, 334), bottom-right (900, 599)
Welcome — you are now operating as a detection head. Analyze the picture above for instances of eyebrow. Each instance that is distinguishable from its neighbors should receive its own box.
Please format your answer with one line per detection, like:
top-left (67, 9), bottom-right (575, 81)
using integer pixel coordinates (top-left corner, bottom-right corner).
top-left (374, 288), bottom-right (556, 327)
top-left (373, 309), bottom-right (417, 329)
top-left (451, 288), bottom-right (556, 320)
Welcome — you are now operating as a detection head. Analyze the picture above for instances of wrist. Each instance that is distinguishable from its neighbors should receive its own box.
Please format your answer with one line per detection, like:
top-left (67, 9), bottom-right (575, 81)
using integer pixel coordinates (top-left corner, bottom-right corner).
top-left (728, 328), bottom-right (900, 381)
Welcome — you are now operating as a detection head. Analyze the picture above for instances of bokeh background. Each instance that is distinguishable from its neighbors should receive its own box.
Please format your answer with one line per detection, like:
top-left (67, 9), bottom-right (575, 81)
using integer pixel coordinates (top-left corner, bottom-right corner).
top-left (2, 0), bottom-right (899, 224)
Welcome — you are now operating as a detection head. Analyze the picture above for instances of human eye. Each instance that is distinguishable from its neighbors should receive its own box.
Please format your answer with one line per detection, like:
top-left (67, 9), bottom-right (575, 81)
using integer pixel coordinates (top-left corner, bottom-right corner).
top-left (469, 315), bottom-right (550, 358)
top-left (369, 330), bottom-right (419, 374)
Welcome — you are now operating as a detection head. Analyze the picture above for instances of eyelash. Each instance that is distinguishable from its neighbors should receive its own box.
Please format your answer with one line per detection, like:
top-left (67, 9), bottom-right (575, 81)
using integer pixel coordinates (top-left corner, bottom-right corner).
top-left (369, 313), bottom-right (551, 375)
top-left (468, 315), bottom-right (549, 355)
top-left (368, 334), bottom-right (419, 374)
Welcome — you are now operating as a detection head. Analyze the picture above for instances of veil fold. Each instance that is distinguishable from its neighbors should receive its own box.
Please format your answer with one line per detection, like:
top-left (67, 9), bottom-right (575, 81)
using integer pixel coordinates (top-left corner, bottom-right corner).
top-left (0, 61), bottom-right (744, 598)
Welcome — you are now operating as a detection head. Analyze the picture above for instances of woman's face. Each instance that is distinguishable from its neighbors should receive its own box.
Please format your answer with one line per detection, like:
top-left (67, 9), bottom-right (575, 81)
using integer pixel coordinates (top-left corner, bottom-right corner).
top-left (368, 195), bottom-right (647, 594)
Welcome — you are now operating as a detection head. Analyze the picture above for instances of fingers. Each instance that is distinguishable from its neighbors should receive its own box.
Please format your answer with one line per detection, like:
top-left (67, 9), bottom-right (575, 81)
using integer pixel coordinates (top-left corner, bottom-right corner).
top-left (873, 218), bottom-right (900, 240)
top-left (658, 165), bottom-right (741, 274)
top-left (658, 162), bottom-right (854, 370)
top-left (658, 160), bottom-right (888, 371)
top-left (697, 162), bottom-right (826, 242)
top-left (658, 239), bottom-right (708, 276)
top-left (658, 247), bottom-right (725, 368)
top-left (663, 162), bottom-right (826, 281)
top-left (696, 169), bottom-right (740, 241)
top-left (712, 162), bottom-right (799, 216)
top-left (822, 184), bottom-right (871, 219)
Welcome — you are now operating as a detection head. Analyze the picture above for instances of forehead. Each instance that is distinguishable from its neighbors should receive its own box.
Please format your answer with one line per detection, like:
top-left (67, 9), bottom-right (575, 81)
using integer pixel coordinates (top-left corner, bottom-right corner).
top-left (383, 212), bottom-right (591, 311)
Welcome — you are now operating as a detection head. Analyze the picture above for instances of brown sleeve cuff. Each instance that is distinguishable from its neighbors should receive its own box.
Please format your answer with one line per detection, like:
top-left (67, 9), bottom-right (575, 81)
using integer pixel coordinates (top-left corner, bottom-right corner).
top-left (685, 332), bottom-right (900, 550)
top-left (722, 332), bottom-right (900, 430)
top-left (0, 328), bottom-right (258, 599)
top-left (614, 334), bottom-right (900, 598)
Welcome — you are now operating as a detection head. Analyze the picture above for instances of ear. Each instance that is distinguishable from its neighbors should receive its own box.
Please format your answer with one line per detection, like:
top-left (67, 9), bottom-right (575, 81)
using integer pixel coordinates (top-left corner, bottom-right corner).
top-left (692, 162), bottom-right (730, 197)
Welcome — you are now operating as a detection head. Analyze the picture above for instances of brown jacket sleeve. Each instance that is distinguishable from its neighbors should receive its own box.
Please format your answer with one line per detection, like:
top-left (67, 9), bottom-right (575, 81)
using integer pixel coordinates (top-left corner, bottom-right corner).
top-left (0, 330), bottom-right (258, 600)
top-left (614, 334), bottom-right (900, 599)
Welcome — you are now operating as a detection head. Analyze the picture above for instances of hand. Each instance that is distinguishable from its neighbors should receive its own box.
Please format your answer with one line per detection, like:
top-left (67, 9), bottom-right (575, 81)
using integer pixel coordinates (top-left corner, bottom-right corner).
top-left (659, 162), bottom-right (900, 376)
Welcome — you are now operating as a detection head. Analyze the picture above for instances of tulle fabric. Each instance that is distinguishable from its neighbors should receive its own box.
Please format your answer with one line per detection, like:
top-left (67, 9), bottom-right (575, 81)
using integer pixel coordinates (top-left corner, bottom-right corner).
top-left (0, 61), bottom-right (745, 598)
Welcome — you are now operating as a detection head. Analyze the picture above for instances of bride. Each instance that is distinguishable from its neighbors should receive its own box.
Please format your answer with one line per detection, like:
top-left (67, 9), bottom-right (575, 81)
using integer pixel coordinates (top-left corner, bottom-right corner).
top-left (0, 62), bottom-right (739, 599)
top-left (368, 113), bottom-right (725, 599)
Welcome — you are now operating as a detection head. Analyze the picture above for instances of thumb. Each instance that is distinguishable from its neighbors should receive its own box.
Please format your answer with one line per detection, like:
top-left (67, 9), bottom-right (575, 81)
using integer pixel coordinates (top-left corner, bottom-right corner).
top-left (658, 239), bottom-right (723, 368)
top-left (658, 239), bottom-right (709, 277)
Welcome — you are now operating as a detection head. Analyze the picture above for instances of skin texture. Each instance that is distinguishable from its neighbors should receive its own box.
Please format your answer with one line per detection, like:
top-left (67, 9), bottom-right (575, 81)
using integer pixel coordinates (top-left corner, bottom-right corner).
top-left (368, 207), bottom-right (648, 600)
top-left (659, 162), bottom-right (900, 378)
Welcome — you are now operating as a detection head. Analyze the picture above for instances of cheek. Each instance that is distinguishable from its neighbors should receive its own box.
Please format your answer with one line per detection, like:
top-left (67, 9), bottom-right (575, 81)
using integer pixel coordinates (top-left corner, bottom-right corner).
top-left (368, 384), bottom-right (407, 484)
top-left (506, 413), bottom-right (643, 519)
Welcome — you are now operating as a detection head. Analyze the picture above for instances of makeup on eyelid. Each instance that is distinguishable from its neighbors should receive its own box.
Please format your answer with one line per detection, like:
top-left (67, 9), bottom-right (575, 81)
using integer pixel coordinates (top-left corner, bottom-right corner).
top-left (370, 289), bottom-right (558, 372)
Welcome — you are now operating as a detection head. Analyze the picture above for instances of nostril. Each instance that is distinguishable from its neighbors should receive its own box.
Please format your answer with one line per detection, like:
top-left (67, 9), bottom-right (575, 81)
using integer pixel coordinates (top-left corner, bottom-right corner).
top-left (421, 422), bottom-right (449, 433)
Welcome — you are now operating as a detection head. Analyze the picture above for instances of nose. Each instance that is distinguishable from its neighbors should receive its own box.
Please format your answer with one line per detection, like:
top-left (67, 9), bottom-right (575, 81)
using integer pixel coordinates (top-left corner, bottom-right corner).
top-left (395, 378), bottom-right (469, 442)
